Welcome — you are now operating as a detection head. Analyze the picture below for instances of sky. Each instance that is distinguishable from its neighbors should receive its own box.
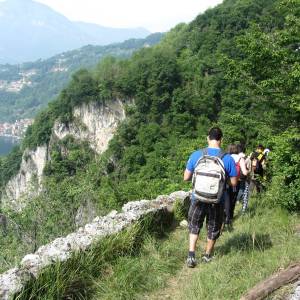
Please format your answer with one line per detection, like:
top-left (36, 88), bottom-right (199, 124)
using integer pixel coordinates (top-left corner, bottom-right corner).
top-left (34, 0), bottom-right (223, 32)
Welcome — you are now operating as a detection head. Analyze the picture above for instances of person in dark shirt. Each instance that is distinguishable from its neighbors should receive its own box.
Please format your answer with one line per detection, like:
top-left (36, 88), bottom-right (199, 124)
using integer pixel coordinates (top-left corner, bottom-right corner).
top-left (250, 145), bottom-right (266, 193)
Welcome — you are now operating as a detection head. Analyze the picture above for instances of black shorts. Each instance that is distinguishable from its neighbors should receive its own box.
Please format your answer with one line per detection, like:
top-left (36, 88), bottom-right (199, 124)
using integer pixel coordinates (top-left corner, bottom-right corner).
top-left (188, 201), bottom-right (224, 240)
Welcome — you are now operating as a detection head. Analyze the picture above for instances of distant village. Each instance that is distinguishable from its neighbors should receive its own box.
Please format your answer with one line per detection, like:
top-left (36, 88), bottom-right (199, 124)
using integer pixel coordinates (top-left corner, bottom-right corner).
top-left (0, 119), bottom-right (33, 139)
top-left (0, 69), bottom-right (36, 93)
top-left (0, 58), bottom-right (68, 93)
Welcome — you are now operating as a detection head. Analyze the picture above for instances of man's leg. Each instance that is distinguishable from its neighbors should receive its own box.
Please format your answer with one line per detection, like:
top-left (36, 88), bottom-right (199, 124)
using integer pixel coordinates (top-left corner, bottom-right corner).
top-left (187, 201), bottom-right (206, 267)
top-left (205, 238), bottom-right (216, 255)
top-left (203, 203), bottom-right (223, 262)
top-left (189, 233), bottom-right (199, 252)
top-left (224, 190), bottom-right (231, 225)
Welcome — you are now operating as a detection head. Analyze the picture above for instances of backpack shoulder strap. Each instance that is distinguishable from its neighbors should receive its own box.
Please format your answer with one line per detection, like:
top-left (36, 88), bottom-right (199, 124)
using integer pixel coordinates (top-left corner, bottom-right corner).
top-left (194, 149), bottom-right (205, 167)
top-left (217, 150), bottom-right (226, 160)
top-left (217, 150), bottom-right (227, 175)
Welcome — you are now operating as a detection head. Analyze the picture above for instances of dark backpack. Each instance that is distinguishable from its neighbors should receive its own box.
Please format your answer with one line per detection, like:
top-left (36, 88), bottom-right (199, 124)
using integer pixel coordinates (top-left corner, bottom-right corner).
top-left (251, 151), bottom-right (265, 175)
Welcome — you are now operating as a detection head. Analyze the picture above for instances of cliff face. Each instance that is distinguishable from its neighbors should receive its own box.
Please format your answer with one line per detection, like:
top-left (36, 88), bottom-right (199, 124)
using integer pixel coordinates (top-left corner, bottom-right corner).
top-left (2, 145), bottom-right (48, 211)
top-left (53, 100), bottom-right (126, 154)
top-left (1, 99), bottom-right (127, 211)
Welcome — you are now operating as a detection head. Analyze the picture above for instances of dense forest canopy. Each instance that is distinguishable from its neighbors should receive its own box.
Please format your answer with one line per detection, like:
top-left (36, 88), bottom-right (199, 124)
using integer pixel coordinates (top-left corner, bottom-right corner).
top-left (0, 0), bottom-right (299, 272)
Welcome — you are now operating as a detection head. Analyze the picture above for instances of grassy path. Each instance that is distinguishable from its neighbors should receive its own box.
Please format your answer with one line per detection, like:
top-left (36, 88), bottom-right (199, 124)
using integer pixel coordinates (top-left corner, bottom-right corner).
top-left (142, 201), bottom-right (300, 300)
top-left (144, 259), bottom-right (193, 300)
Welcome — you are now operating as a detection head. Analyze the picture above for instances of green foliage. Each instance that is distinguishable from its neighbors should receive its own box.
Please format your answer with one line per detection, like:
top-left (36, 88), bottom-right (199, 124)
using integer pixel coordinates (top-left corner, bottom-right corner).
top-left (173, 199), bottom-right (189, 222)
top-left (44, 136), bottom-right (95, 181)
top-left (23, 68), bottom-right (100, 149)
top-left (265, 128), bottom-right (300, 210)
top-left (0, 145), bottom-right (22, 192)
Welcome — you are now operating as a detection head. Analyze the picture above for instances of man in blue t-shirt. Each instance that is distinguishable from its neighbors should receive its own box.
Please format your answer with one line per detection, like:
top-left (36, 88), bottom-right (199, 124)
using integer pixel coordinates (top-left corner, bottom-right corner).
top-left (184, 127), bottom-right (237, 267)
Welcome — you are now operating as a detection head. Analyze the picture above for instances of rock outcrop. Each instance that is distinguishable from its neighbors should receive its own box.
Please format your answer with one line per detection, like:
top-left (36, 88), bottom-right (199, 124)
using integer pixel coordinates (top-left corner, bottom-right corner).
top-left (53, 100), bottom-right (126, 154)
top-left (1, 99), bottom-right (127, 211)
top-left (0, 190), bottom-right (190, 300)
top-left (1, 145), bottom-right (48, 211)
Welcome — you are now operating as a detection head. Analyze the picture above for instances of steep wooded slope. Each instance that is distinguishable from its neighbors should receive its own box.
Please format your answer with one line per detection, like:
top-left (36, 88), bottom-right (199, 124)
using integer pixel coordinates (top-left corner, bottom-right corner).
top-left (0, 0), bottom-right (299, 278)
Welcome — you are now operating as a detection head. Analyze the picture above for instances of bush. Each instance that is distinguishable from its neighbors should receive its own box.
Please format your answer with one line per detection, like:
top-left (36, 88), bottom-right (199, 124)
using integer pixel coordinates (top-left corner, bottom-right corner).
top-left (266, 128), bottom-right (300, 211)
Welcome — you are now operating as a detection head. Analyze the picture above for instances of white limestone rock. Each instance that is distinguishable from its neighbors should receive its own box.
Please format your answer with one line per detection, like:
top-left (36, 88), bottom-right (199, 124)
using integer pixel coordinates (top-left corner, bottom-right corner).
top-left (122, 200), bottom-right (150, 213)
top-left (290, 281), bottom-right (300, 300)
top-left (169, 191), bottom-right (190, 202)
top-left (21, 254), bottom-right (42, 277)
top-left (2, 145), bottom-right (48, 211)
top-left (107, 210), bottom-right (118, 218)
top-left (0, 268), bottom-right (26, 300)
top-left (53, 100), bottom-right (126, 154)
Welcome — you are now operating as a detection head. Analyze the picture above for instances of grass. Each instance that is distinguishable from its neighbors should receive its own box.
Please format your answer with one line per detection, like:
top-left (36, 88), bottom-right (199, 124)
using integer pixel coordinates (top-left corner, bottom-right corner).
top-left (177, 200), bottom-right (300, 300)
top-left (14, 197), bottom-right (300, 300)
top-left (14, 210), bottom-right (186, 300)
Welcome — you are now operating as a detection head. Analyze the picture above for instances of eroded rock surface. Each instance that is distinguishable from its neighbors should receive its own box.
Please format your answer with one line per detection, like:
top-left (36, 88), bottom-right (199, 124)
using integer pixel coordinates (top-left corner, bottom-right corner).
top-left (2, 145), bottom-right (48, 211)
top-left (53, 100), bottom-right (126, 154)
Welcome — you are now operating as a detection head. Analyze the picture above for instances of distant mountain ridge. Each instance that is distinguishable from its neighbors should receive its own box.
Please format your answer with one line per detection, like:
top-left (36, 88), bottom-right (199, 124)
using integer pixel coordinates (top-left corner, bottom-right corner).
top-left (0, 33), bottom-right (163, 122)
top-left (0, 0), bottom-right (151, 64)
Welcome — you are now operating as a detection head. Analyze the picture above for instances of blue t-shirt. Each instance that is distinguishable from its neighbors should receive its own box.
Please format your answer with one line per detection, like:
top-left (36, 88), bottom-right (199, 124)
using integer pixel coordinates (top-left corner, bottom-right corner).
top-left (186, 147), bottom-right (237, 203)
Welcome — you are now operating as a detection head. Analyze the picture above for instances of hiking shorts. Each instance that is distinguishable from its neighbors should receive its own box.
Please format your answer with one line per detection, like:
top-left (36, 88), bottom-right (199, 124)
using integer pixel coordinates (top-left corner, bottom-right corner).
top-left (188, 200), bottom-right (224, 240)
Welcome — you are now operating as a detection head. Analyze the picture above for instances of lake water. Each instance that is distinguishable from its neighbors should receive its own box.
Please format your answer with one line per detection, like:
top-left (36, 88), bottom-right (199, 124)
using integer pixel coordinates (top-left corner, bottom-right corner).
top-left (0, 136), bottom-right (20, 156)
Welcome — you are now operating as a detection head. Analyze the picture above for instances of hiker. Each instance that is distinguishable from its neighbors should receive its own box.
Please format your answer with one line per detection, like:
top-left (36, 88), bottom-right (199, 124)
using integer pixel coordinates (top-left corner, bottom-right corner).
top-left (262, 148), bottom-right (271, 181)
top-left (236, 144), bottom-right (250, 213)
top-left (224, 144), bottom-right (240, 229)
top-left (249, 145), bottom-right (266, 194)
top-left (184, 127), bottom-right (237, 268)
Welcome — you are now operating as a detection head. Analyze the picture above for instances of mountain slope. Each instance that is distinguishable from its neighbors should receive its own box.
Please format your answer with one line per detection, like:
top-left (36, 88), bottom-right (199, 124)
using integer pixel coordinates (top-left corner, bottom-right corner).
top-left (0, 33), bottom-right (163, 122)
top-left (0, 0), bottom-right (299, 294)
top-left (0, 0), bottom-right (150, 64)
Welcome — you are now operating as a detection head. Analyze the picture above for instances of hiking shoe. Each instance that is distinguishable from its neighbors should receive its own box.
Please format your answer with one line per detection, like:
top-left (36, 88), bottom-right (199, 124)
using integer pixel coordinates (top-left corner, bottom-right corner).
top-left (202, 254), bottom-right (212, 263)
top-left (186, 256), bottom-right (197, 268)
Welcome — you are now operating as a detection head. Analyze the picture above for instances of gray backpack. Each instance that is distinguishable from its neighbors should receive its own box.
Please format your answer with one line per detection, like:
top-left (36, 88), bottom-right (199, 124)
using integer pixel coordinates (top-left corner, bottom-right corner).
top-left (192, 148), bottom-right (226, 204)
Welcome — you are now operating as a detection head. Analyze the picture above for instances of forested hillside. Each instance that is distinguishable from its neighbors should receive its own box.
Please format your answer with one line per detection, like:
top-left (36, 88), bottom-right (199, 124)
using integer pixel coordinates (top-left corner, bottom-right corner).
top-left (0, 0), bottom-right (299, 290)
top-left (0, 33), bottom-right (162, 122)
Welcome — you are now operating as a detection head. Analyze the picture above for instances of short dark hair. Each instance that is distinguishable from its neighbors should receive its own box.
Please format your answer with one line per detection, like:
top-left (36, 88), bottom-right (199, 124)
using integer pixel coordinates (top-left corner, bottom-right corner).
top-left (208, 127), bottom-right (223, 141)
top-left (227, 144), bottom-right (238, 154)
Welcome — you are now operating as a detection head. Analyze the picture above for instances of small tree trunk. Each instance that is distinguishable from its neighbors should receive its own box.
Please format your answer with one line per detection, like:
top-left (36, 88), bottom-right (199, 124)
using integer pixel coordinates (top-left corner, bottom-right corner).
top-left (240, 263), bottom-right (300, 300)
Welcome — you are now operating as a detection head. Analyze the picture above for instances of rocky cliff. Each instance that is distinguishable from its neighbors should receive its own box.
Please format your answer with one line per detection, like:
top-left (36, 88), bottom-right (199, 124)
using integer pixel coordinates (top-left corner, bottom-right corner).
top-left (2, 145), bottom-right (48, 211)
top-left (1, 99), bottom-right (127, 211)
top-left (53, 100), bottom-right (126, 154)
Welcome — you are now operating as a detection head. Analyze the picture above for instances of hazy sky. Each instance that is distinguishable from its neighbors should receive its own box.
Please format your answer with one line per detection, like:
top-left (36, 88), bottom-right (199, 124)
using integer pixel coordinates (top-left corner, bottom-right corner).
top-left (35, 0), bottom-right (223, 32)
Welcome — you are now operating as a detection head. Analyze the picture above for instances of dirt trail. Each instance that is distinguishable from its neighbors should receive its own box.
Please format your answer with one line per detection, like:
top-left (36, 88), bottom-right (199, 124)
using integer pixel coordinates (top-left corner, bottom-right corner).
top-left (144, 264), bottom-right (194, 300)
